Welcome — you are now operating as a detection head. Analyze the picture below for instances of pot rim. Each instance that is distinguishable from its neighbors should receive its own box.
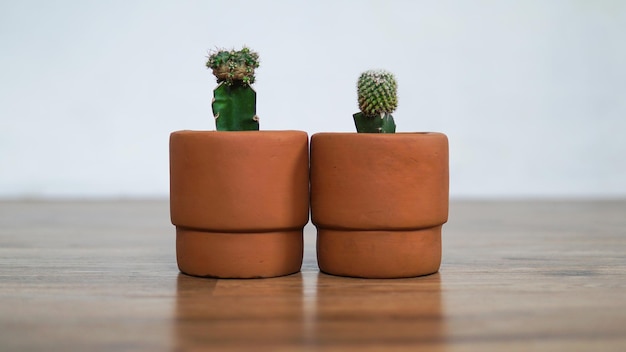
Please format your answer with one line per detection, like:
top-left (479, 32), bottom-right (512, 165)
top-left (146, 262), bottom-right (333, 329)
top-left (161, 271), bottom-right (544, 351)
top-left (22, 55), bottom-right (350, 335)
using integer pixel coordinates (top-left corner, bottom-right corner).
top-left (312, 131), bottom-right (445, 136)
top-left (172, 129), bottom-right (308, 134)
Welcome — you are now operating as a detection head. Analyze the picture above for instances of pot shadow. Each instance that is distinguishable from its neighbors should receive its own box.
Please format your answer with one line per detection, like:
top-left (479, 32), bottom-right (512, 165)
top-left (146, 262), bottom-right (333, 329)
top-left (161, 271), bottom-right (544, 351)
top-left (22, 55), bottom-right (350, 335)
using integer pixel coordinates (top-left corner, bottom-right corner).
top-left (173, 272), bottom-right (305, 350)
top-left (304, 271), bottom-right (446, 349)
top-left (174, 269), bottom-right (445, 349)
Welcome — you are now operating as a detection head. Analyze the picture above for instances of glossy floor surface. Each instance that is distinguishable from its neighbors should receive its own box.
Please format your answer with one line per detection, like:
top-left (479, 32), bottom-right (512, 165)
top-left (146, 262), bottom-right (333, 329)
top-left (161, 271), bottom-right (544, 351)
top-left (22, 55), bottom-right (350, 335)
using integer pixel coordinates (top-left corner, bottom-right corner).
top-left (1, 200), bottom-right (625, 351)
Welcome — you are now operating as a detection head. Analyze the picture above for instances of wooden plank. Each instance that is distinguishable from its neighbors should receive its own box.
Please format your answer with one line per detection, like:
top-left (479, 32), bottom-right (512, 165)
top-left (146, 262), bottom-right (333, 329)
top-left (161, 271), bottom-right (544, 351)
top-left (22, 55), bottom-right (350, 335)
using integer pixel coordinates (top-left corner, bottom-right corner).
top-left (0, 200), bottom-right (625, 351)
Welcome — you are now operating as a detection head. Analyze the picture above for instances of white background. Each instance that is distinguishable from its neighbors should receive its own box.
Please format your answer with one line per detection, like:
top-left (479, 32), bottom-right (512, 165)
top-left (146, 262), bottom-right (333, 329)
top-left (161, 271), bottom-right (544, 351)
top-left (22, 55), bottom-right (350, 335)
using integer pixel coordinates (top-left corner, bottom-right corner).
top-left (1, 0), bottom-right (625, 199)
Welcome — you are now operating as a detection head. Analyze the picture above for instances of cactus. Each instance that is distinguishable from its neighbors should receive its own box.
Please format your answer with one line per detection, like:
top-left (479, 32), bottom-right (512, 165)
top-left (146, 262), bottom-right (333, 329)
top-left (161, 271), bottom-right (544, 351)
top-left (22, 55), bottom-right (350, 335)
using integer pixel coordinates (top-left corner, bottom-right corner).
top-left (353, 69), bottom-right (397, 133)
top-left (206, 47), bottom-right (260, 131)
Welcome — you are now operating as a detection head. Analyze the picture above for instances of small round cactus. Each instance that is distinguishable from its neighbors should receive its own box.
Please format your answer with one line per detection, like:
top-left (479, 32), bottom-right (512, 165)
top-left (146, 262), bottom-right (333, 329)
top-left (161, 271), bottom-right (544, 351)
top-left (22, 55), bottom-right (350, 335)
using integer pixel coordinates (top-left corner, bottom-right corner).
top-left (357, 70), bottom-right (398, 117)
top-left (353, 69), bottom-right (397, 133)
top-left (206, 46), bottom-right (260, 86)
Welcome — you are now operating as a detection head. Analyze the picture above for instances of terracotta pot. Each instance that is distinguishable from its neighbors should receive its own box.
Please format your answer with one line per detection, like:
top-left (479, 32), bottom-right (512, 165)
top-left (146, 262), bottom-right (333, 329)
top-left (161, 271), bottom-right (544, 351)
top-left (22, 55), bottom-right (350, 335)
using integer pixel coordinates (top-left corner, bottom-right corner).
top-left (310, 132), bottom-right (449, 278)
top-left (170, 130), bottom-right (309, 278)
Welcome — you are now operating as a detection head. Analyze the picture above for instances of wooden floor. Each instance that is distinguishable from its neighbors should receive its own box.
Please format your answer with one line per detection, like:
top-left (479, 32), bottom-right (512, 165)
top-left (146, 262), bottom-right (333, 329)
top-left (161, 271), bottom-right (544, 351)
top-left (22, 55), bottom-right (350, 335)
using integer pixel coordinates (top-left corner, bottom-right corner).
top-left (1, 200), bottom-right (625, 351)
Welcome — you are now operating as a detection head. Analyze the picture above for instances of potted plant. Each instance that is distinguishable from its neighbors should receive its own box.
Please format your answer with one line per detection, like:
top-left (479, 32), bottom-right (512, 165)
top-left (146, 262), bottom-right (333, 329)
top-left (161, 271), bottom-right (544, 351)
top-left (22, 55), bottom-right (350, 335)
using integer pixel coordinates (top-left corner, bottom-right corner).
top-left (310, 69), bottom-right (449, 278)
top-left (352, 69), bottom-right (397, 133)
top-left (170, 47), bottom-right (309, 278)
top-left (206, 46), bottom-right (260, 131)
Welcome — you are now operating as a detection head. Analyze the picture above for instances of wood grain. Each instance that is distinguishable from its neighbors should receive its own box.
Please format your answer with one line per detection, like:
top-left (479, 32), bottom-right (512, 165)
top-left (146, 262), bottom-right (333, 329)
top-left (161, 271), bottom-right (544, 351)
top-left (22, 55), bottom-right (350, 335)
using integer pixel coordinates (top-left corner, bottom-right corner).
top-left (1, 200), bottom-right (625, 351)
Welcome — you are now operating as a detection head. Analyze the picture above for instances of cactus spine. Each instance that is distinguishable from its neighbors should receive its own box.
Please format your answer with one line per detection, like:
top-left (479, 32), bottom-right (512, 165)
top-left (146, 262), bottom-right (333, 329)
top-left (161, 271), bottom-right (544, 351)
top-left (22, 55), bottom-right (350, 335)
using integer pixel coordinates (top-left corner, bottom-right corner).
top-left (353, 69), bottom-right (397, 133)
top-left (206, 47), bottom-right (260, 131)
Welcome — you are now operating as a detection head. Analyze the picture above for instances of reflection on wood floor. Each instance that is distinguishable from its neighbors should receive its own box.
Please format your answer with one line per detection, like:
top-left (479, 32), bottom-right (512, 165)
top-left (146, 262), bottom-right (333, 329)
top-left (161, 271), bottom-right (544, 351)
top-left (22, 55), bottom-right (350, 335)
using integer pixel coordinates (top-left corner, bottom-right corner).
top-left (175, 271), bottom-right (444, 350)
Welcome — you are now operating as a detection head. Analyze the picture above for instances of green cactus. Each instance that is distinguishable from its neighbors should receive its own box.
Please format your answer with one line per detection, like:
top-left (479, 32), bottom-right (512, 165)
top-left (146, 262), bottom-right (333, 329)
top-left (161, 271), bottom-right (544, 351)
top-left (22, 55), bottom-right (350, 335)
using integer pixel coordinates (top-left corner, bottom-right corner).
top-left (353, 69), bottom-right (397, 133)
top-left (206, 47), bottom-right (260, 131)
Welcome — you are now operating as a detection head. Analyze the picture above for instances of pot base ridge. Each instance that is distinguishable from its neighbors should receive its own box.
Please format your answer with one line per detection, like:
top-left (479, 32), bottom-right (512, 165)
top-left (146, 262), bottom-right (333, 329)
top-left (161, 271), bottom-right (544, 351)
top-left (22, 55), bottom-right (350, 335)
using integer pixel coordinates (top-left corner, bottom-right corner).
top-left (316, 226), bottom-right (442, 279)
top-left (176, 227), bottom-right (304, 279)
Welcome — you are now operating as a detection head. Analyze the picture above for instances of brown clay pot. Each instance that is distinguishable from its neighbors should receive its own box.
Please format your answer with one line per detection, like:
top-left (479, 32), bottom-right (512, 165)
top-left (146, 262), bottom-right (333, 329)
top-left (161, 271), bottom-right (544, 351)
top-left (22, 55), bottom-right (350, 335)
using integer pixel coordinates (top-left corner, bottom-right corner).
top-left (310, 132), bottom-right (449, 278)
top-left (170, 130), bottom-right (309, 278)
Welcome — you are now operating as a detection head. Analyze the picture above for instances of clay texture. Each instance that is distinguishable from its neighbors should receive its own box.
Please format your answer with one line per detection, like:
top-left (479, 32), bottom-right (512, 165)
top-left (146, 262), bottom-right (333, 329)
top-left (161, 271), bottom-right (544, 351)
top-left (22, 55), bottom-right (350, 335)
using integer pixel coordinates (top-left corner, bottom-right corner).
top-left (170, 130), bottom-right (309, 278)
top-left (310, 132), bottom-right (449, 278)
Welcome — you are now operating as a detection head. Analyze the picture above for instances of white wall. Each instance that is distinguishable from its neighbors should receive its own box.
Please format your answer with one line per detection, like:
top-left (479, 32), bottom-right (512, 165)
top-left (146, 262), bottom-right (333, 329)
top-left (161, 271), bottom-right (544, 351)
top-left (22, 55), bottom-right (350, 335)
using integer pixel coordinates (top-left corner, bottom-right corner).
top-left (1, 0), bottom-right (625, 199)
